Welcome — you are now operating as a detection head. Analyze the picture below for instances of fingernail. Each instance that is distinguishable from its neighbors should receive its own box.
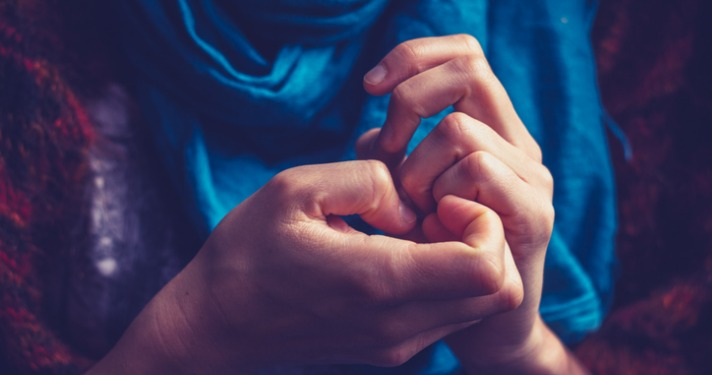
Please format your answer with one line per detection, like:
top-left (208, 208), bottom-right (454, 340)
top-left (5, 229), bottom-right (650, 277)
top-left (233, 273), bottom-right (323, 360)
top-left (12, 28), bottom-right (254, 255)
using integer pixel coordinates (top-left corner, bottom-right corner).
top-left (364, 64), bottom-right (387, 85)
top-left (399, 201), bottom-right (417, 225)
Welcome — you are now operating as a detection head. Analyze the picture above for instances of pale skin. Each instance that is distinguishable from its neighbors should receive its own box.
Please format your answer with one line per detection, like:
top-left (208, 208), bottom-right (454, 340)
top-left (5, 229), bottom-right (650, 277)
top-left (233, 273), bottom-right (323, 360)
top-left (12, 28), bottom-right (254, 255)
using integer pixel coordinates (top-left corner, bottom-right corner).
top-left (87, 35), bottom-right (589, 374)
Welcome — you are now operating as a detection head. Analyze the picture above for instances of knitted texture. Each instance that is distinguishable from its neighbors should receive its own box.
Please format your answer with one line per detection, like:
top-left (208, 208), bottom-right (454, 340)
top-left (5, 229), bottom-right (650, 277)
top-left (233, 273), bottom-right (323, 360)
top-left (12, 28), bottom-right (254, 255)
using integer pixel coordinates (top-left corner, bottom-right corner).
top-left (0, 1), bottom-right (93, 373)
top-left (576, 0), bottom-right (712, 373)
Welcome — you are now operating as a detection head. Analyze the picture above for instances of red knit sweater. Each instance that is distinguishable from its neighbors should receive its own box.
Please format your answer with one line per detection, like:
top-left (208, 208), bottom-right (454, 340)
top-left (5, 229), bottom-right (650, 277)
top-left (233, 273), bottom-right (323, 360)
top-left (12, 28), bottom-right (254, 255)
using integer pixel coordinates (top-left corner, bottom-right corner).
top-left (0, 2), bottom-right (93, 372)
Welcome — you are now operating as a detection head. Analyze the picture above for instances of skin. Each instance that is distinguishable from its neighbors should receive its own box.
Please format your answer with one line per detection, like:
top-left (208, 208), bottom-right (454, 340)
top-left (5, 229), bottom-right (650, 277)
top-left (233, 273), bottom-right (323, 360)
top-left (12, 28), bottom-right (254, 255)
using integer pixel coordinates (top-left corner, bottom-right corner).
top-left (88, 35), bottom-right (589, 374)
top-left (88, 161), bottom-right (522, 374)
top-left (359, 34), bottom-right (588, 374)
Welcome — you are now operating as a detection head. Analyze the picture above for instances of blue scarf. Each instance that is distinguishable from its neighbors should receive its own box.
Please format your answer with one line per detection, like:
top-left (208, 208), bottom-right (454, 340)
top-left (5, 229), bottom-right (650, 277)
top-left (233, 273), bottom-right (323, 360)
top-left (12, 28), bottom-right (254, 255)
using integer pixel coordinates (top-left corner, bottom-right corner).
top-left (117, 1), bottom-right (617, 373)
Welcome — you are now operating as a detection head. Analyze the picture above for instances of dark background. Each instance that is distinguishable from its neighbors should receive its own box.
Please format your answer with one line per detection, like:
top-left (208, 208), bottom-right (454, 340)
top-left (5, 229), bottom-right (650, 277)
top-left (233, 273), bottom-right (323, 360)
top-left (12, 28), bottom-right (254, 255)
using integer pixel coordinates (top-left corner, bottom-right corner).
top-left (576, 0), bottom-right (712, 373)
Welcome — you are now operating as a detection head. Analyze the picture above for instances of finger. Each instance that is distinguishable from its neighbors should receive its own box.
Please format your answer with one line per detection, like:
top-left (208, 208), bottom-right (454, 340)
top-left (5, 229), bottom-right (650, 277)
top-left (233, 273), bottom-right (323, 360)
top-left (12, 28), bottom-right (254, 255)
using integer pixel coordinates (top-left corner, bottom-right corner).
top-left (432, 153), bottom-right (555, 251)
top-left (421, 212), bottom-right (458, 243)
top-left (355, 128), bottom-right (405, 171)
top-left (435, 195), bottom-right (506, 251)
top-left (278, 161), bottom-right (416, 234)
top-left (433, 152), bottom-right (523, 218)
top-left (340, 223), bottom-right (507, 303)
top-left (359, 243), bottom-right (522, 364)
top-left (349, 196), bottom-right (507, 301)
top-left (355, 128), bottom-right (381, 160)
top-left (380, 271), bottom-right (522, 341)
top-left (372, 54), bottom-right (540, 161)
top-left (363, 34), bottom-right (482, 95)
top-left (399, 112), bottom-right (537, 212)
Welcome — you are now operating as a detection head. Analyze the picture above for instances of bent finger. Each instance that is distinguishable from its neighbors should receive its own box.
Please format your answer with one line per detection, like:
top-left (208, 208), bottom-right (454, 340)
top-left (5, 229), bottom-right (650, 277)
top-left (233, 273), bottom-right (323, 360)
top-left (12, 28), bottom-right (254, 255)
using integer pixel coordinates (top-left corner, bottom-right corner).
top-left (275, 161), bottom-right (416, 234)
top-left (363, 34), bottom-right (483, 96)
top-left (374, 54), bottom-right (540, 160)
top-left (433, 153), bottom-right (555, 251)
top-left (399, 112), bottom-right (538, 212)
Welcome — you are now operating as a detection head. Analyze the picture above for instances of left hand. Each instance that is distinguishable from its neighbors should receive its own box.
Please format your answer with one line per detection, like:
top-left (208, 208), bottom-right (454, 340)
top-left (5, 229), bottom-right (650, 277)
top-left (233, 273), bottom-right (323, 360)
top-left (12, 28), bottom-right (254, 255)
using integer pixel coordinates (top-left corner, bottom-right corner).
top-left (357, 34), bottom-right (559, 372)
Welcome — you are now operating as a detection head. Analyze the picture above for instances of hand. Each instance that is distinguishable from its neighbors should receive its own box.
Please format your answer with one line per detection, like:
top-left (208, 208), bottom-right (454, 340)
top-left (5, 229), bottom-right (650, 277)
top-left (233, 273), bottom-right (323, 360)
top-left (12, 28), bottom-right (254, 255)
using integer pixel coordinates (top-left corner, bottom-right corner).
top-left (358, 35), bottom-right (585, 373)
top-left (88, 160), bottom-right (523, 374)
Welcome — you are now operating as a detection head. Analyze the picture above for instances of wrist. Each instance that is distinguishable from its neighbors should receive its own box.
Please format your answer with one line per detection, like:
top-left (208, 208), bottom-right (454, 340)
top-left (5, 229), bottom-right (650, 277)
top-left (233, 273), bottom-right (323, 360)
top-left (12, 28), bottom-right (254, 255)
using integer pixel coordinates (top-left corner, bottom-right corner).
top-left (86, 255), bottom-right (254, 375)
top-left (459, 317), bottom-right (589, 375)
top-left (86, 296), bottom-right (185, 374)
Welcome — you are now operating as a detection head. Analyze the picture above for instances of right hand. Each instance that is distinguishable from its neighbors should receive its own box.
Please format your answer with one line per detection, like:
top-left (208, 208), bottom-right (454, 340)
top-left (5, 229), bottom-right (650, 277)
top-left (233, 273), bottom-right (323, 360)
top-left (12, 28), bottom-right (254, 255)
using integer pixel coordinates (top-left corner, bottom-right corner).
top-left (357, 34), bottom-right (562, 373)
top-left (89, 160), bottom-right (522, 374)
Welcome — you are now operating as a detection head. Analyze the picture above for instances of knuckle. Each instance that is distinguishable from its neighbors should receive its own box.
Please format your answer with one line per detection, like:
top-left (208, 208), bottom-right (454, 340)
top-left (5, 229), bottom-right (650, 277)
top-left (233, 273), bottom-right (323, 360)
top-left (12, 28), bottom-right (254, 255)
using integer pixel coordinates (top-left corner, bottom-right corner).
top-left (398, 168), bottom-right (430, 205)
top-left (399, 170), bottom-right (418, 196)
top-left (391, 83), bottom-right (429, 118)
top-left (469, 150), bottom-right (493, 173)
top-left (456, 54), bottom-right (492, 83)
top-left (392, 41), bottom-right (425, 73)
top-left (529, 143), bottom-right (544, 163)
top-left (438, 112), bottom-right (474, 146)
top-left (537, 165), bottom-right (555, 193)
top-left (520, 199), bottom-right (555, 248)
top-left (511, 198), bottom-right (554, 248)
top-left (530, 167), bottom-right (555, 239)
top-left (537, 162), bottom-right (555, 198)
top-left (390, 84), bottom-right (409, 106)
top-left (539, 201), bottom-right (556, 237)
top-left (363, 159), bottom-right (392, 189)
top-left (460, 151), bottom-right (491, 184)
top-left (497, 275), bottom-right (524, 312)
top-left (265, 168), bottom-right (303, 202)
top-left (462, 151), bottom-right (498, 185)
top-left (476, 250), bottom-right (506, 295)
top-left (356, 276), bottom-right (392, 305)
top-left (362, 159), bottom-right (392, 212)
top-left (443, 110), bottom-right (472, 127)
top-left (457, 34), bottom-right (484, 56)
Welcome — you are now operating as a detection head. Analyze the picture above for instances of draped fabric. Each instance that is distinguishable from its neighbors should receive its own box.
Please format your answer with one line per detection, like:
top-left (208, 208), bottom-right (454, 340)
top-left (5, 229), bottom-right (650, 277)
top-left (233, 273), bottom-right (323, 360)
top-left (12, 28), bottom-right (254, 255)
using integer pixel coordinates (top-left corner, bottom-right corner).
top-left (116, 0), bottom-right (617, 373)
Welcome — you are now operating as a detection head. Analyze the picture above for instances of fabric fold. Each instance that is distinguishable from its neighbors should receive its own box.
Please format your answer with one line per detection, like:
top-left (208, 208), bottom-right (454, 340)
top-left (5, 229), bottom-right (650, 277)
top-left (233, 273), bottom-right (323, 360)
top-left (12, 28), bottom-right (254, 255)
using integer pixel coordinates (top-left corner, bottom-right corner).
top-left (116, 0), bottom-right (617, 373)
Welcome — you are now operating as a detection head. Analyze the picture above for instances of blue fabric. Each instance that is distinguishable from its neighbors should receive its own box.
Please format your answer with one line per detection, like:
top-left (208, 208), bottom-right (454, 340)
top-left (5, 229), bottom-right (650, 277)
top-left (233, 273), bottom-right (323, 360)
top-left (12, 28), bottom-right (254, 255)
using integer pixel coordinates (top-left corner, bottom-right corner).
top-left (117, 0), bottom-right (617, 372)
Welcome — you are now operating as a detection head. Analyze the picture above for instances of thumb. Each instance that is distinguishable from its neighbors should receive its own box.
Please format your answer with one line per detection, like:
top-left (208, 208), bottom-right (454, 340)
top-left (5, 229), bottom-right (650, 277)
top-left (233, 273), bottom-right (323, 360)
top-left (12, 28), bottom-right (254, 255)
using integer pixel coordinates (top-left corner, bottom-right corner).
top-left (437, 195), bottom-right (505, 254)
top-left (294, 161), bottom-right (417, 234)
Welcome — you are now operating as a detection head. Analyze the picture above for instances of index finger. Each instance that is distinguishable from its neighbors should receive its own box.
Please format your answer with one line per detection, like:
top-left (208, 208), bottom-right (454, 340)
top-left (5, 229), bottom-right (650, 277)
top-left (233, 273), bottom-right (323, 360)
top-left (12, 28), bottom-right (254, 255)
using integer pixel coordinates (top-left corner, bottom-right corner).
top-left (345, 197), bottom-right (507, 302)
top-left (363, 34), bottom-right (541, 162)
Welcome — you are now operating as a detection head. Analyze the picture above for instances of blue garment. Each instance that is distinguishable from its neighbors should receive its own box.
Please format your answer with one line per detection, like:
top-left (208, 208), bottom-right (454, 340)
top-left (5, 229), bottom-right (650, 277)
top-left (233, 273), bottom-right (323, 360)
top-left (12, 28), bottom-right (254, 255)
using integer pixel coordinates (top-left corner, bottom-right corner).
top-left (117, 0), bottom-right (617, 373)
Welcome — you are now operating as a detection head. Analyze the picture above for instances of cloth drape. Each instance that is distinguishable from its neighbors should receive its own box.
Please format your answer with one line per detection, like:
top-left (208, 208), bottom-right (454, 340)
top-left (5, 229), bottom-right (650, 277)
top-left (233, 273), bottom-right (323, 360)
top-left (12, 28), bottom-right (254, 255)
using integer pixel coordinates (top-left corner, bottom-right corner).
top-left (116, 0), bottom-right (617, 373)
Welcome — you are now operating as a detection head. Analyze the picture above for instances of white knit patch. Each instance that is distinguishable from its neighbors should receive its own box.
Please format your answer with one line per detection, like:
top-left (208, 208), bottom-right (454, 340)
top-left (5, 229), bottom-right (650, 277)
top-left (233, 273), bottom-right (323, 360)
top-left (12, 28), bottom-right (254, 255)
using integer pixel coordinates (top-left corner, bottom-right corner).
top-left (96, 258), bottom-right (118, 277)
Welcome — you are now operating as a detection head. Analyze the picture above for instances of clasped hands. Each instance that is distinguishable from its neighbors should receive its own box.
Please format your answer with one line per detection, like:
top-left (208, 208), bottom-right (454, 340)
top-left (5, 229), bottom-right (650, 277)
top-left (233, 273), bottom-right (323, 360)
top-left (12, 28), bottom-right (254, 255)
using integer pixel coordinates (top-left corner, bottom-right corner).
top-left (91, 35), bottom-right (558, 375)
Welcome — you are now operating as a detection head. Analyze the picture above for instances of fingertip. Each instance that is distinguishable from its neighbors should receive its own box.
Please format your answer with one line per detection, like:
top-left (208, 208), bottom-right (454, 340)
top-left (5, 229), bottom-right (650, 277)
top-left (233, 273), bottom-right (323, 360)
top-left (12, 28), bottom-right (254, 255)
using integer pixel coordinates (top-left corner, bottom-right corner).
top-left (364, 63), bottom-right (388, 86)
top-left (355, 128), bottom-right (381, 160)
top-left (363, 63), bottom-right (401, 96)
top-left (398, 201), bottom-right (418, 229)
